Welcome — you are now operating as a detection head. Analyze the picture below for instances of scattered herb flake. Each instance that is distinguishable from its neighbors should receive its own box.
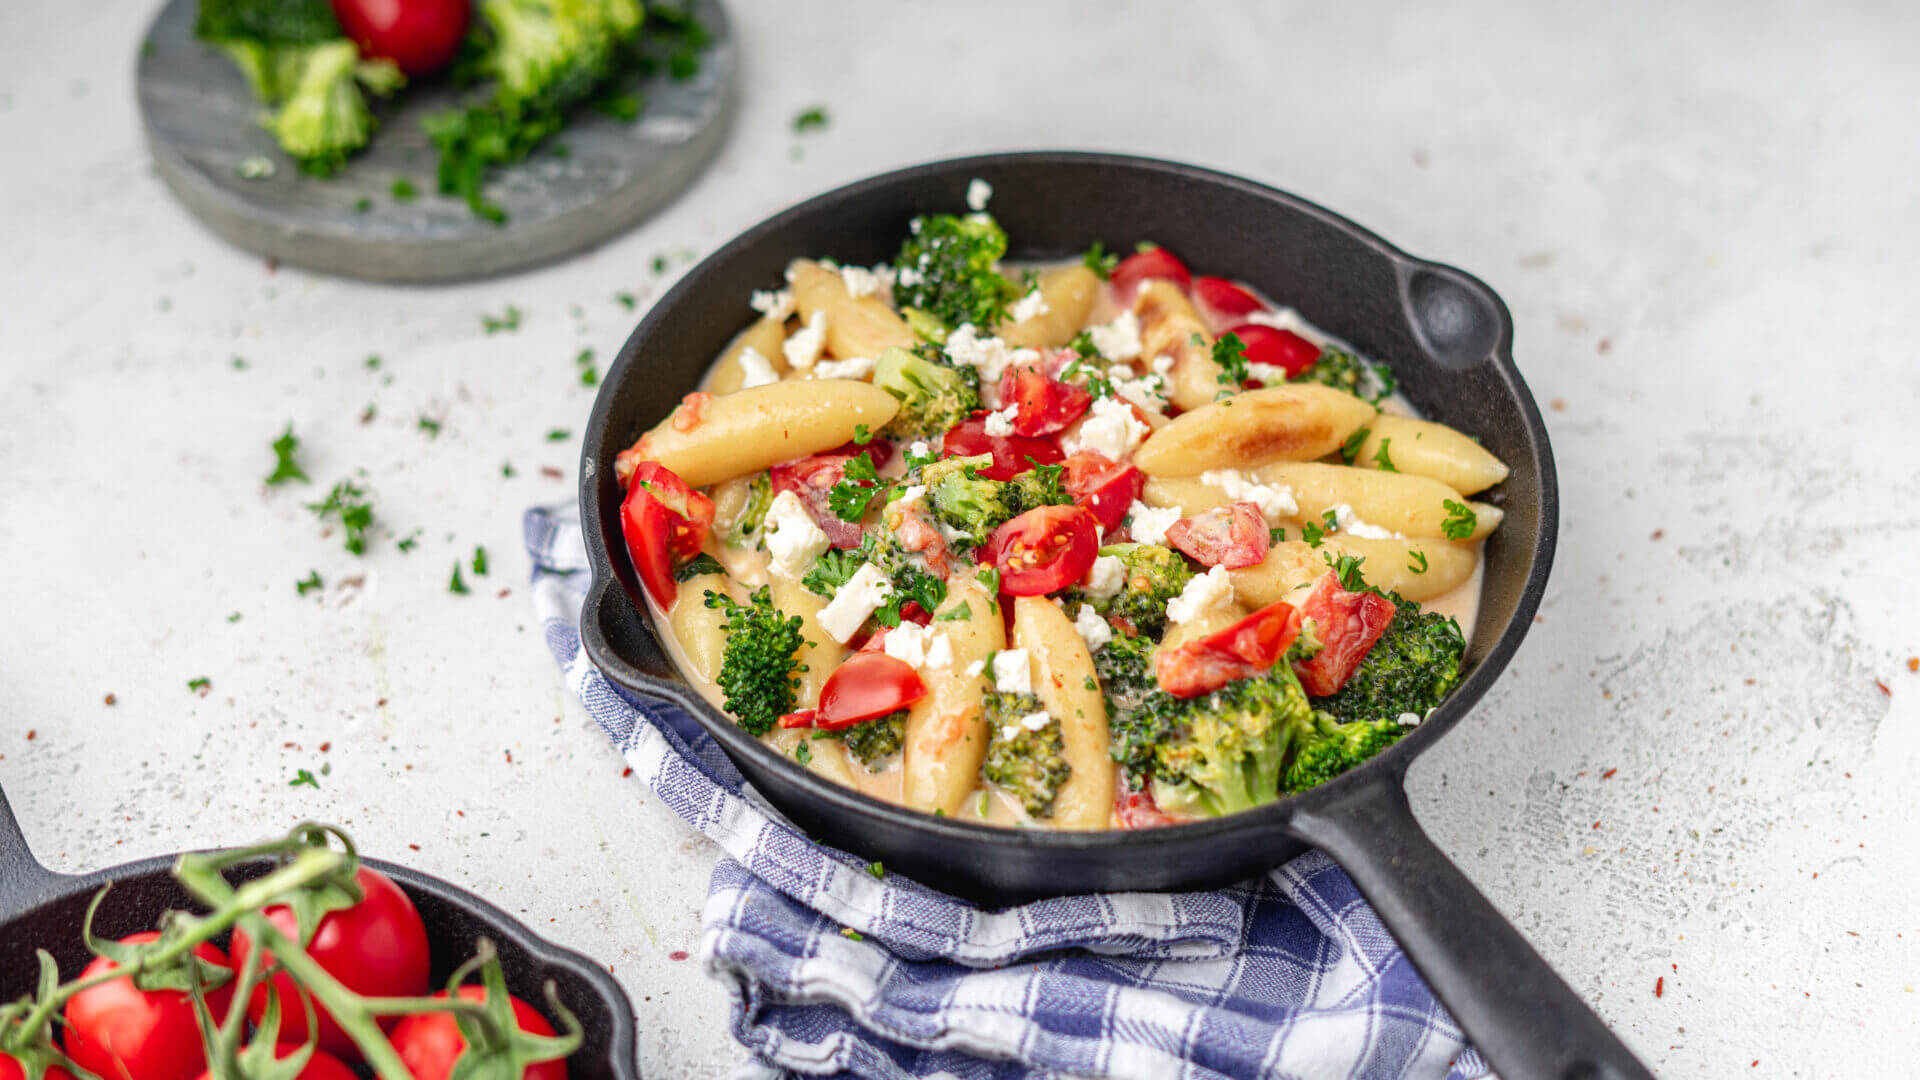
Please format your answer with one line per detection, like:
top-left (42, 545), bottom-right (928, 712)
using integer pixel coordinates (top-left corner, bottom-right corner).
top-left (418, 416), bottom-right (442, 438)
top-left (650, 254), bottom-right (668, 275)
top-left (449, 563), bottom-right (471, 595)
top-left (866, 861), bottom-right (884, 880)
top-left (289, 768), bottom-right (320, 789)
top-left (1207, 331), bottom-right (1250, 388)
top-left (266, 425), bottom-right (308, 486)
top-left (295, 570), bottom-right (323, 595)
top-left (580, 366), bottom-right (599, 386)
top-left (840, 928), bottom-right (863, 941)
top-left (307, 480), bottom-right (374, 555)
top-left (472, 546), bottom-right (489, 576)
top-left (1407, 550), bottom-right (1430, 574)
top-left (1372, 438), bottom-right (1398, 472)
top-left (354, 197), bottom-right (372, 213)
top-left (615, 292), bottom-right (636, 311)
top-left (1082, 241), bottom-right (1119, 279)
top-left (501, 462), bottom-right (517, 478)
top-left (231, 356), bottom-right (249, 370)
top-left (1441, 500), bottom-right (1477, 540)
top-left (1340, 427), bottom-right (1370, 466)
top-left (792, 106), bottom-right (829, 133)
top-left (365, 354), bottom-right (382, 370)
top-left (481, 305), bottom-right (522, 334)
top-left (187, 677), bottom-right (210, 695)
top-left (546, 429), bottom-right (571, 442)
top-left (226, 612), bottom-right (242, 623)
top-left (391, 177), bottom-right (418, 201)
top-left (853, 423), bottom-right (872, 445)
top-left (936, 601), bottom-right (972, 622)
top-left (397, 530), bottom-right (421, 553)
top-left (1269, 527), bottom-right (1286, 545)
top-left (794, 740), bottom-right (812, 765)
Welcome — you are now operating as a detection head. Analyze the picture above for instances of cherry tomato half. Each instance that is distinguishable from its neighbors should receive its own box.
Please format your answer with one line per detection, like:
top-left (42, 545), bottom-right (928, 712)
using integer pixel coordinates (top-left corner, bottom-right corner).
top-left (1163, 502), bottom-right (1270, 569)
top-left (229, 866), bottom-right (431, 1061)
top-left (63, 934), bottom-right (234, 1080)
top-left (330, 0), bottom-right (470, 76)
top-left (194, 1045), bottom-right (359, 1080)
top-left (1114, 784), bottom-right (1177, 830)
top-left (997, 367), bottom-right (1091, 437)
top-left (1060, 451), bottom-right (1144, 533)
top-left (1193, 276), bottom-right (1267, 321)
top-left (621, 462), bottom-right (717, 608)
top-left (389, 987), bottom-right (567, 1080)
top-left (1293, 571), bottom-right (1398, 696)
top-left (816, 652), bottom-right (928, 731)
top-left (1227, 323), bottom-right (1322, 379)
top-left (1110, 246), bottom-right (1192, 297)
top-left (940, 416), bottom-right (1063, 481)
top-left (985, 505), bottom-right (1099, 596)
top-left (1155, 601), bottom-right (1303, 699)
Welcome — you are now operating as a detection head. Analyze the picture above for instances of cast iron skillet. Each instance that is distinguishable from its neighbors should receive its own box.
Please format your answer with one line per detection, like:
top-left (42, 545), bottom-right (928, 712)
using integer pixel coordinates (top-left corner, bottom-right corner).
top-left (0, 786), bottom-right (638, 1079)
top-left (577, 152), bottom-right (1650, 1080)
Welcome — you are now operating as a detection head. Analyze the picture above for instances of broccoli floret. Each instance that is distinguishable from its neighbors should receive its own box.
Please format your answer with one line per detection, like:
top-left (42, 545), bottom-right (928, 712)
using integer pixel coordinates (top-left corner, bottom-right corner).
top-left (196, 0), bottom-right (341, 46)
top-left (1095, 632), bottom-right (1166, 779)
top-left (1315, 598), bottom-right (1465, 724)
top-left (872, 345), bottom-right (981, 440)
top-left (922, 453), bottom-right (1020, 546)
top-left (980, 692), bottom-right (1072, 818)
top-left (1292, 347), bottom-right (1397, 404)
top-left (1149, 666), bottom-right (1314, 818)
top-left (892, 214), bottom-right (1018, 332)
top-left (797, 533), bottom-right (944, 629)
top-left (1007, 461), bottom-right (1070, 509)
top-left (1071, 543), bottom-right (1194, 637)
top-left (833, 710), bottom-right (906, 767)
top-left (426, 0), bottom-right (644, 220)
top-left (1282, 712), bottom-right (1409, 793)
top-left (266, 42), bottom-right (404, 176)
top-left (722, 471), bottom-right (774, 550)
top-left (703, 586), bottom-right (807, 736)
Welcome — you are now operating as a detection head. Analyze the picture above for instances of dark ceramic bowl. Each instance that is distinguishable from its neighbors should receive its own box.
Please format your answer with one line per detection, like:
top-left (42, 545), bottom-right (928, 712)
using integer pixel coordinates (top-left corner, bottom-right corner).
top-left (577, 152), bottom-right (1647, 1080)
top-left (0, 788), bottom-right (637, 1080)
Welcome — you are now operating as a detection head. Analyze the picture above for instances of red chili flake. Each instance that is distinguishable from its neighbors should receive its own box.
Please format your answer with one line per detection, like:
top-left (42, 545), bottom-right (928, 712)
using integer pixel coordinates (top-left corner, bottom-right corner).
top-left (621, 767), bottom-right (633, 778)
top-left (668, 950), bottom-right (689, 961)
top-left (319, 741), bottom-right (331, 752)
top-left (104, 694), bottom-right (117, 706)
top-left (504, 749), bottom-right (514, 763)
top-left (1550, 398), bottom-right (1566, 412)
top-left (1597, 338), bottom-right (1613, 354)
top-left (1602, 768), bottom-right (1617, 779)
top-left (25, 730), bottom-right (36, 741)
top-left (1654, 976), bottom-right (1664, 998)
top-left (408, 843), bottom-right (421, 851)
top-left (1592, 821), bottom-right (1602, 830)
top-left (1875, 679), bottom-right (1891, 696)
top-left (1650, 529), bottom-right (1664, 540)
top-left (377, 697), bottom-right (389, 706)
top-left (540, 466), bottom-right (565, 480)
top-left (1908, 657), bottom-right (1918, 673)
top-left (497, 588), bottom-right (511, 599)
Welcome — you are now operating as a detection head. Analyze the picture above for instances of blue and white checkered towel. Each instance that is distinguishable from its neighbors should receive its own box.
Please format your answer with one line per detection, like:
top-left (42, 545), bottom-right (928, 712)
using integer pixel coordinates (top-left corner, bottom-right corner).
top-left (526, 506), bottom-right (1487, 1080)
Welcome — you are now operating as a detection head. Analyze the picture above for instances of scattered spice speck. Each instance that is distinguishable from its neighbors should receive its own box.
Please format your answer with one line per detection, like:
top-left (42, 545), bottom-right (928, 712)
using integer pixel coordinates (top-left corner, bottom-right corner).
top-left (296, 570), bottom-right (323, 595)
top-left (668, 950), bottom-right (689, 961)
top-left (449, 563), bottom-right (471, 595)
top-left (1602, 768), bottom-right (1617, 779)
top-left (103, 694), bottom-right (116, 706)
top-left (1654, 976), bottom-right (1664, 998)
top-left (546, 429), bottom-right (571, 442)
top-left (188, 677), bottom-right (211, 696)
top-left (418, 416), bottom-right (442, 438)
top-left (792, 106), bottom-right (829, 133)
top-left (289, 768), bottom-right (320, 788)
top-left (540, 466), bottom-right (564, 480)
top-left (391, 177), bottom-right (418, 201)
top-left (1876, 679), bottom-right (1891, 696)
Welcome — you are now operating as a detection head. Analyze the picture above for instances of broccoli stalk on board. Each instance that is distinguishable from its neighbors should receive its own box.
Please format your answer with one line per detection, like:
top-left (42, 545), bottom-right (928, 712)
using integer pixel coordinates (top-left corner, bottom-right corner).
top-left (980, 691), bottom-right (1071, 818)
top-left (891, 213), bottom-right (1019, 333)
top-left (1069, 543), bottom-right (1194, 638)
top-left (195, 0), bottom-right (404, 176)
top-left (702, 586), bottom-right (807, 736)
top-left (871, 345), bottom-right (981, 440)
top-left (833, 710), bottom-right (906, 767)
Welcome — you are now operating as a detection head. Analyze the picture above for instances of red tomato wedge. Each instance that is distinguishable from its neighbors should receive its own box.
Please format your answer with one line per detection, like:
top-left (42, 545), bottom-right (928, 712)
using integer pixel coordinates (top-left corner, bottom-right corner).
top-left (997, 367), bottom-right (1092, 436)
top-left (1193, 276), bottom-right (1267, 320)
top-left (1164, 502), bottom-right (1270, 569)
top-left (1114, 785), bottom-right (1177, 830)
top-left (1292, 572), bottom-right (1398, 696)
top-left (621, 462), bottom-right (716, 608)
top-left (330, 0), bottom-right (470, 76)
top-left (1110, 247), bottom-right (1192, 297)
top-left (1228, 323), bottom-right (1322, 378)
top-left (985, 505), bottom-right (1100, 596)
top-left (1060, 451), bottom-right (1145, 532)
top-left (817, 653), bottom-right (928, 730)
top-left (388, 987), bottom-right (566, 1080)
top-left (1155, 601), bottom-right (1304, 699)
top-left (778, 709), bottom-right (817, 729)
top-left (941, 416), bottom-right (1063, 481)
top-left (769, 453), bottom-right (874, 549)
top-left (63, 934), bottom-right (235, 1080)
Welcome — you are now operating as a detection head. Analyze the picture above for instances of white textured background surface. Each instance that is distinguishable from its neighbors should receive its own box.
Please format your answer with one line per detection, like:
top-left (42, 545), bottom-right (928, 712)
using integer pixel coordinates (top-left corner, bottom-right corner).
top-left (2, 1), bottom-right (1917, 1076)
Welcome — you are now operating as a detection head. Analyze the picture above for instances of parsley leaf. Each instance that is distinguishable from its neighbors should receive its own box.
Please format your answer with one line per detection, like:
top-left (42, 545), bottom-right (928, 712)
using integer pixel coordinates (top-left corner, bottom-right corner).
top-left (307, 481), bottom-right (374, 555)
top-left (828, 479), bottom-right (883, 522)
top-left (615, 292), bottom-right (637, 311)
top-left (418, 416), bottom-right (442, 438)
top-left (935, 600), bottom-right (972, 622)
top-left (1407, 550), bottom-right (1430, 574)
top-left (187, 677), bottom-right (210, 695)
top-left (266, 425), bottom-right (308, 486)
top-left (481, 305), bottom-right (522, 334)
top-left (1442, 500), bottom-right (1477, 541)
top-left (1340, 427), bottom-right (1370, 466)
top-left (471, 546), bottom-right (489, 575)
top-left (1268, 527), bottom-right (1286, 545)
top-left (794, 740), bottom-right (812, 765)
top-left (1372, 438), bottom-right (1398, 472)
top-left (1210, 331), bottom-right (1250, 387)
top-left (1303, 509), bottom-right (1339, 549)
top-left (295, 570), bottom-right (323, 595)
top-left (1082, 241), bottom-right (1119, 279)
top-left (676, 552), bottom-right (725, 581)
top-left (289, 768), bottom-right (320, 789)
top-left (867, 861), bottom-right (884, 880)
top-left (792, 106), bottom-right (829, 133)
top-left (853, 423), bottom-right (872, 445)
top-left (397, 530), bottom-right (421, 553)
top-left (449, 563), bottom-right (471, 595)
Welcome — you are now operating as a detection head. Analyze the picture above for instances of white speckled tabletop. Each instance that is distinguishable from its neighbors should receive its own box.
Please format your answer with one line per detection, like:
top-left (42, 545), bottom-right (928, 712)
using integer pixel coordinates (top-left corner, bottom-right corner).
top-left (2, 1), bottom-right (1916, 1076)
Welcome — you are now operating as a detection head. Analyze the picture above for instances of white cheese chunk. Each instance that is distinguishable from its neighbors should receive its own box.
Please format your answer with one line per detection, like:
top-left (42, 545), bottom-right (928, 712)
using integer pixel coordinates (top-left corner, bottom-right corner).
top-left (1398, 712), bottom-right (1423, 726)
top-left (736, 347), bottom-right (779, 389)
top-left (750, 288), bottom-right (795, 322)
top-left (1082, 555), bottom-right (1126, 599)
top-left (1063, 396), bottom-right (1151, 461)
top-left (782, 310), bottom-right (828, 370)
top-left (840, 265), bottom-right (883, 299)
top-left (817, 562), bottom-right (894, 643)
top-left (991, 648), bottom-right (1032, 696)
top-left (764, 490), bottom-right (830, 579)
top-left (1200, 469), bottom-right (1299, 523)
top-left (1166, 565), bottom-right (1235, 626)
top-left (1111, 369), bottom-right (1168, 411)
top-left (965, 659), bottom-right (987, 678)
top-left (1332, 503), bottom-right (1403, 540)
top-left (983, 405), bottom-right (1018, 437)
top-left (1126, 501), bottom-right (1182, 547)
top-left (1018, 711), bottom-right (1052, 732)
top-left (943, 324), bottom-right (1038, 405)
top-left (883, 621), bottom-right (952, 670)
top-left (966, 178), bottom-right (993, 212)
top-left (1073, 604), bottom-right (1113, 652)
top-left (1088, 311), bottom-right (1143, 362)
top-left (1008, 289), bottom-right (1050, 324)
top-left (811, 356), bottom-right (875, 380)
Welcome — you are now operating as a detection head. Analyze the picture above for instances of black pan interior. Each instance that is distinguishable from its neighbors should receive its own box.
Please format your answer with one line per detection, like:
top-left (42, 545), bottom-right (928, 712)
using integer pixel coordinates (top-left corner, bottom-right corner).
top-left (579, 152), bottom-right (1555, 904)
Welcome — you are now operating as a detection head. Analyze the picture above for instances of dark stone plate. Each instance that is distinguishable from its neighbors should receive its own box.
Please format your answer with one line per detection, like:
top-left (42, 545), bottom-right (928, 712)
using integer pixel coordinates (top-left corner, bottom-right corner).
top-left (135, 0), bottom-right (735, 282)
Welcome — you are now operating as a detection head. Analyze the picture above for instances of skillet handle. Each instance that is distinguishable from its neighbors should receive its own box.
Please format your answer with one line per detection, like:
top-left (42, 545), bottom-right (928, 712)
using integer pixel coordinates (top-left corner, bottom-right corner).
top-left (1290, 774), bottom-right (1653, 1080)
top-left (579, 574), bottom-right (680, 685)
top-left (0, 782), bottom-right (61, 911)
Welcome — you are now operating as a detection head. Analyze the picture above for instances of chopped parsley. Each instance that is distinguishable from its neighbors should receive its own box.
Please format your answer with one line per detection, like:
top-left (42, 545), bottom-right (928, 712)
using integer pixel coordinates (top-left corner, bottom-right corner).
top-left (794, 740), bottom-right (812, 765)
top-left (935, 601), bottom-right (972, 622)
top-left (546, 429), bottom-right (572, 442)
top-left (1209, 331), bottom-right (1250, 388)
top-left (449, 563), bottom-right (471, 595)
top-left (472, 546), bottom-right (489, 576)
top-left (231, 356), bottom-right (249, 370)
top-left (1302, 509), bottom-right (1339, 549)
top-left (615, 292), bottom-right (637, 311)
top-left (501, 462), bottom-right (516, 478)
top-left (792, 106), bottom-right (829, 133)
top-left (866, 861), bottom-right (884, 880)
top-left (307, 481), bottom-right (374, 555)
top-left (365, 354), bottom-right (381, 369)
top-left (418, 416), bottom-right (442, 438)
top-left (390, 177), bottom-right (418, 201)
top-left (226, 612), bottom-right (242, 623)
top-left (1340, 427), bottom-right (1370, 466)
top-left (289, 769), bottom-right (320, 789)
top-left (853, 423), bottom-right (873, 445)
top-left (1269, 527), bottom-right (1286, 545)
top-left (828, 454), bottom-right (887, 521)
top-left (576, 348), bottom-right (598, 386)
top-left (1407, 550), bottom-right (1430, 574)
top-left (1060, 355), bottom-right (1114, 399)
top-left (1441, 500), bottom-right (1477, 540)
top-left (266, 425), bottom-right (308, 486)
top-left (1081, 241), bottom-right (1119, 279)
top-left (676, 552), bottom-right (725, 581)
top-left (397, 530), bottom-right (421, 553)
top-left (187, 677), bottom-right (210, 694)
top-left (1372, 438), bottom-right (1399, 472)
top-left (481, 305), bottom-right (522, 334)
top-left (295, 570), bottom-right (323, 595)
top-left (651, 254), bottom-right (668, 274)
top-left (354, 197), bottom-right (372, 213)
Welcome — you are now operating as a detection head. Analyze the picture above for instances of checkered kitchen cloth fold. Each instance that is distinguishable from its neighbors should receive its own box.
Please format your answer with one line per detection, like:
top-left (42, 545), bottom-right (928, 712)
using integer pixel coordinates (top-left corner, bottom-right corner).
top-left (525, 506), bottom-right (1486, 1080)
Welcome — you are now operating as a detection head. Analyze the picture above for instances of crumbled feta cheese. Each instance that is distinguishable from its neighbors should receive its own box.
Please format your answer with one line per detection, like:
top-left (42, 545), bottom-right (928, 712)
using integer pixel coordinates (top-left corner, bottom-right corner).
top-left (1332, 503), bottom-right (1403, 540)
top-left (1166, 565), bottom-right (1234, 625)
top-left (1064, 396), bottom-right (1151, 461)
top-left (1246, 362), bottom-right (1295, 385)
top-left (965, 659), bottom-right (987, 678)
top-left (897, 265), bottom-right (924, 288)
top-left (736, 346), bottom-right (780, 389)
top-left (1151, 355), bottom-right (1174, 376)
top-left (983, 405), bottom-right (1018, 437)
top-left (764, 490), bottom-right (829, 579)
top-left (991, 648), bottom-right (1031, 695)
top-left (1081, 555), bottom-right (1125, 598)
top-left (750, 289), bottom-right (794, 322)
top-left (908, 440), bottom-right (931, 459)
top-left (884, 622), bottom-right (952, 670)
top-left (1073, 604), bottom-right (1113, 652)
top-left (1126, 501), bottom-right (1182, 547)
top-left (1008, 289), bottom-right (1050, 324)
top-left (840, 265), bottom-right (883, 299)
top-left (891, 484), bottom-right (928, 510)
top-left (782, 310), bottom-right (827, 370)
top-left (1088, 311), bottom-right (1143, 362)
top-left (811, 356), bottom-right (875, 380)
top-left (1110, 369), bottom-right (1168, 412)
top-left (817, 563), bottom-right (895, 643)
top-left (1018, 711), bottom-right (1052, 732)
top-left (943, 325), bottom-right (1038, 405)
top-left (1200, 470), bottom-right (1298, 523)
top-left (1398, 712), bottom-right (1423, 726)
top-left (966, 178), bottom-right (993, 212)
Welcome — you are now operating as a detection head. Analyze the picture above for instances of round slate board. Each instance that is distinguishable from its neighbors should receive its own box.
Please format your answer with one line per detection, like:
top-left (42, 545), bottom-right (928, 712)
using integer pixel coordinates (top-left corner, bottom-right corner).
top-left (136, 0), bottom-right (736, 282)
